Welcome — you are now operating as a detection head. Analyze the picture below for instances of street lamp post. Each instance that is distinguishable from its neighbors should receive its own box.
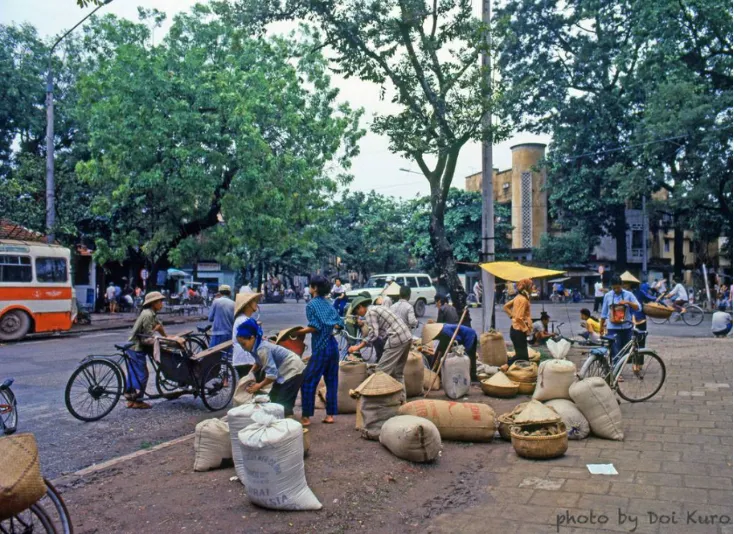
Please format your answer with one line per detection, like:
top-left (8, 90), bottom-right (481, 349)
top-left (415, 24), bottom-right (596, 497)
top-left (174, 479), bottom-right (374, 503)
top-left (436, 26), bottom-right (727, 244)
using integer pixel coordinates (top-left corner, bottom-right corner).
top-left (46, 0), bottom-right (113, 243)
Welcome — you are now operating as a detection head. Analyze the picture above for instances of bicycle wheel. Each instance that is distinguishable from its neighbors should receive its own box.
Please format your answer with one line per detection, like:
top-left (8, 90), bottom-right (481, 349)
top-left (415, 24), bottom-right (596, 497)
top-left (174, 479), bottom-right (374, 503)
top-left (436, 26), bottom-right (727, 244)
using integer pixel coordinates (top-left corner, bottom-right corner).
top-left (200, 361), bottom-right (236, 411)
top-left (682, 305), bottom-right (704, 326)
top-left (0, 388), bottom-right (17, 435)
top-left (184, 336), bottom-right (207, 355)
top-left (37, 479), bottom-right (73, 534)
top-left (64, 359), bottom-right (122, 422)
top-left (580, 354), bottom-right (610, 379)
top-left (616, 351), bottom-right (666, 403)
top-left (0, 503), bottom-right (56, 534)
top-left (648, 315), bottom-right (668, 325)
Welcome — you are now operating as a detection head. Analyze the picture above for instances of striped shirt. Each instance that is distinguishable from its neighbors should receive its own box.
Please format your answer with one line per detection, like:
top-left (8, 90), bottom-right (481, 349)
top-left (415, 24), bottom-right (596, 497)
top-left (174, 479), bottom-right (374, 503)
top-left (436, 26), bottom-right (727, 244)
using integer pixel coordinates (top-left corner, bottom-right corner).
top-left (390, 299), bottom-right (418, 329)
top-left (364, 305), bottom-right (412, 349)
top-left (306, 296), bottom-right (345, 354)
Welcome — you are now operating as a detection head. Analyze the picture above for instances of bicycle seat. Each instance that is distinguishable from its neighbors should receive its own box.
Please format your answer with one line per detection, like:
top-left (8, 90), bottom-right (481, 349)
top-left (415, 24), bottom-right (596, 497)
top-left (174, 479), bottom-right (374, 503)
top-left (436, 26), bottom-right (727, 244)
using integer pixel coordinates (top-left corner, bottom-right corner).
top-left (0, 378), bottom-right (13, 390)
top-left (115, 342), bottom-right (135, 351)
top-left (197, 324), bottom-right (212, 333)
top-left (601, 335), bottom-right (616, 344)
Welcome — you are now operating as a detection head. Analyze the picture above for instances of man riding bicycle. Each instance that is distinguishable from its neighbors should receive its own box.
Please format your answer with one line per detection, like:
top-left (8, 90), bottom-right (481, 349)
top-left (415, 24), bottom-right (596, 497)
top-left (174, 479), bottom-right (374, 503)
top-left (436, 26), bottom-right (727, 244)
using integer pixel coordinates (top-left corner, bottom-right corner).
top-left (663, 277), bottom-right (688, 316)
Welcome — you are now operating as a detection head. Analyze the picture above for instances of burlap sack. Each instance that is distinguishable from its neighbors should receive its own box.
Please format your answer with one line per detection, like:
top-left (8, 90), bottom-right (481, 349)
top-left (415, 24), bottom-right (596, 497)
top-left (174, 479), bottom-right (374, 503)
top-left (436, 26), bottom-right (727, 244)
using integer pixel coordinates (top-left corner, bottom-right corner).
top-left (404, 352), bottom-right (425, 397)
top-left (569, 378), bottom-right (624, 440)
top-left (399, 399), bottom-right (495, 442)
top-left (506, 361), bottom-right (538, 384)
top-left (532, 359), bottom-right (577, 401)
top-left (379, 415), bottom-right (442, 463)
top-left (545, 399), bottom-right (590, 440)
top-left (423, 367), bottom-right (441, 391)
top-left (0, 434), bottom-right (46, 521)
top-left (359, 392), bottom-right (403, 440)
top-left (193, 419), bottom-right (232, 472)
top-left (336, 361), bottom-right (369, 413)
top-left (479, 331), bottom-right (508, 366)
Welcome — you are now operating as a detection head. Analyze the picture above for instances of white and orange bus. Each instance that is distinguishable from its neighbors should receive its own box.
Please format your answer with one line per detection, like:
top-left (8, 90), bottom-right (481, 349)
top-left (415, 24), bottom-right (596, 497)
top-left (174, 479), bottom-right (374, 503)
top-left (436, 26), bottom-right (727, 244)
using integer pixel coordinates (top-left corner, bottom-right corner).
top-left (0, 239), bottom-right (74, 341)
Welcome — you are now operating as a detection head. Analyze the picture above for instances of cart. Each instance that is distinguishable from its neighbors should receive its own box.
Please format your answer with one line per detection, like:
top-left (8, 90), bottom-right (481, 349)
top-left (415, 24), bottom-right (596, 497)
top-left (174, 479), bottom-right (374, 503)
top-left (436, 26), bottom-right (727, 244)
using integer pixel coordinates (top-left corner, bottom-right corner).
top-left (64, 338), bottom-right (236, 422)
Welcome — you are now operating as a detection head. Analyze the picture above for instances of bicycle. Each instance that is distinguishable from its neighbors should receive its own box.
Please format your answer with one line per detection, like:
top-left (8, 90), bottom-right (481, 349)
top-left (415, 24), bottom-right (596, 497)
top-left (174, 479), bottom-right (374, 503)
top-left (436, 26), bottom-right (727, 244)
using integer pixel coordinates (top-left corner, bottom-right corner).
top-left (64, 337), bottom-right (236, 422)
top-left (578, 329), bottom-right (666, 402)
top-left (182, 324), bottom-right (212, 354)
top-left (648, 298), bottom-right (704, 326)
top-left (1, 378), bottom-right (17, 435)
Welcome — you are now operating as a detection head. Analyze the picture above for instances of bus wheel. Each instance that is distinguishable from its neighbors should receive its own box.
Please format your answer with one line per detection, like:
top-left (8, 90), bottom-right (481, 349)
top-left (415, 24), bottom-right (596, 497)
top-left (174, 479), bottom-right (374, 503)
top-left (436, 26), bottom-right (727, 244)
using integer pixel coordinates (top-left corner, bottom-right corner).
top-left (0, 310), bottom-right (31, 341)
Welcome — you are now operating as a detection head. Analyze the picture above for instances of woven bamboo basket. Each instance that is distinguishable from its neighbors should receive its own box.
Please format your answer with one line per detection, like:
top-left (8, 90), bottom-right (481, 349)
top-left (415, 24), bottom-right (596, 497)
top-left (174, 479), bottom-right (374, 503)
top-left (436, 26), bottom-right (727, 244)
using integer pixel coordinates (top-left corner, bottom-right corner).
top-left (497, 413), bottom-right (515, 441)
top-left (510, 423), bottom-right (568, 459)
top-left (0, 434), bottom-right (47, 521)
top-left (480, 380), bottom-right (519, 398)
top-left (516, 381), bottom-right (536, 395)
top-left (643, 302), bottom-right (674, 319)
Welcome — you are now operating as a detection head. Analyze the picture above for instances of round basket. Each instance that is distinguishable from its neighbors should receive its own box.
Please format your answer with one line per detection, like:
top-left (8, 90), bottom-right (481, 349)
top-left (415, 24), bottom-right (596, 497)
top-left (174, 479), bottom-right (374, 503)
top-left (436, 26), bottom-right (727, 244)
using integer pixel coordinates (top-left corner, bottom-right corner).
top-left (516, 381), bottom-right (536, 395)
top-left (510, 423), bottom-right (568, 459)
top-left (643, 302), bottom-right (674, 319)
top-left (497, 413), bottom-right (514, 441)
top-left (481, 380), bottom-right (519, 398)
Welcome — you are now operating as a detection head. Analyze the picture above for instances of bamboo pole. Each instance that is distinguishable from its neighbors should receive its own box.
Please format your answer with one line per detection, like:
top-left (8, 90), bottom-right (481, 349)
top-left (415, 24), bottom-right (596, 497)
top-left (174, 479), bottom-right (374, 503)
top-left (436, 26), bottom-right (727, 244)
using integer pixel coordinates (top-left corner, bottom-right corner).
top-left (425, 308), bottom-right (469, 396)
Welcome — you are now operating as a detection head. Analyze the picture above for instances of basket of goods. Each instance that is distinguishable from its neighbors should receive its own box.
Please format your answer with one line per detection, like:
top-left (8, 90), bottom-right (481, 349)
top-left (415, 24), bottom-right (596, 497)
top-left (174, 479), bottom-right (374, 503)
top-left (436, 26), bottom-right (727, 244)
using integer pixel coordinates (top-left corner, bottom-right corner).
top-left (506, 361), bottom-right (538, 395)
top-left (510, 422), bottom-right (569, 459)
top-left (496, 402), bottom-right (529, 441)
top-left (642, 302), bottom-right (674, 319)
top-left (480, 372), bottom-right (519, 398)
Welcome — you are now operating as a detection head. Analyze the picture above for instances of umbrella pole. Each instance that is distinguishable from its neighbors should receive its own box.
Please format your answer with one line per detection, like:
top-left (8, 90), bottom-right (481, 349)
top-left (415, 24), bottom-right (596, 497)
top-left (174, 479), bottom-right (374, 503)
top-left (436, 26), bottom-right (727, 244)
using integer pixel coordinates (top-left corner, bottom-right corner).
top-left (425, 308), bottom-right (468, 396)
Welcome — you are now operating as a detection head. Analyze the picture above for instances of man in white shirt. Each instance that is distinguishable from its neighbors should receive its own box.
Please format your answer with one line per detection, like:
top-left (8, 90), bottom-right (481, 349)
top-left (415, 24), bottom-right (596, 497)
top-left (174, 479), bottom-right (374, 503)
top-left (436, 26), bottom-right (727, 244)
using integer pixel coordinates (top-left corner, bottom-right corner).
top-left (390, 286), bottom-right (418, 330)
top-left (105, 282), bottom-right (117, 313)
top-left (665, 278), bottom-right (689, 308)
top-left (593, 279), bottom-right (606, 313)
top-left (712, 306), bottom-right (732, 338)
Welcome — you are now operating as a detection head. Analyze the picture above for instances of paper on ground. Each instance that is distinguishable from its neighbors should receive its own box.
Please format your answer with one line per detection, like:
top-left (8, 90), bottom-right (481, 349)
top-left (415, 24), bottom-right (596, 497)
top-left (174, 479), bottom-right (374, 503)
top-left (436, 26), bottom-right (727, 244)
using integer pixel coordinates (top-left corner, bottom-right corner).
top-left (587, 464), bottom-right (618, 475)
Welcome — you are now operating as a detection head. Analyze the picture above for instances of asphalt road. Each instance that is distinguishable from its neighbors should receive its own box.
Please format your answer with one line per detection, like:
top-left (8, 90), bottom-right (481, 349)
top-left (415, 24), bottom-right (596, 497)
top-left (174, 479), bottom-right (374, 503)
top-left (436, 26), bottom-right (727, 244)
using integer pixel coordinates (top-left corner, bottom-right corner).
top-left (0, 300), bottom-right (714, 479)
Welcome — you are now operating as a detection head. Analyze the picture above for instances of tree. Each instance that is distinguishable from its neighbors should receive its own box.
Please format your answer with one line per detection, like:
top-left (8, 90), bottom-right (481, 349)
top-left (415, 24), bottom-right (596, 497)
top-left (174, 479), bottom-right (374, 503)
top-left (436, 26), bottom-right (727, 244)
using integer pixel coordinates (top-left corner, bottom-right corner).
top-left (74, 6), bottom-right (363, 280)
top-left (405, 188), bottom-right (511, 273)
top-left (229, 0), bottom-right (510, 319)
top-left (532, 227), bottom-right (589, 269)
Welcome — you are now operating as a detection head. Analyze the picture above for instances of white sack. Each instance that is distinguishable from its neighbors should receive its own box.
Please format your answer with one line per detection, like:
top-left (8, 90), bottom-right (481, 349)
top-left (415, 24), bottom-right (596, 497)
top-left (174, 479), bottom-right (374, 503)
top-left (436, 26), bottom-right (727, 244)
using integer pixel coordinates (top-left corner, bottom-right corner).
top-left (547, 338), bottom-right (572, 359)
top-left (193, 418), bottom-right (232, 472)
top-left (441, 347), bottom-right (471, 400)
top-left (238, 412), bottom-right (322, 510)
top-left (569, 378), bottom-right (624, 441)
top-left (228, 399), bottom-right (284, 484)
top-left (545, 399), bottom-right (590, 440)
top-left (533, 359), bottom-right (577, 401)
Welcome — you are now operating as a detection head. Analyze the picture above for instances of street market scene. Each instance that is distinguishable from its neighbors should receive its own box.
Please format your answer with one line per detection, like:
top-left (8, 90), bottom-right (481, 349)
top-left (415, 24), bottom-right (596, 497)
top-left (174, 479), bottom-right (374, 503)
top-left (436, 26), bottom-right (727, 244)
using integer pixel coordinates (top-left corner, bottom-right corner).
top-left (0, 0), bottom-right (732, 533)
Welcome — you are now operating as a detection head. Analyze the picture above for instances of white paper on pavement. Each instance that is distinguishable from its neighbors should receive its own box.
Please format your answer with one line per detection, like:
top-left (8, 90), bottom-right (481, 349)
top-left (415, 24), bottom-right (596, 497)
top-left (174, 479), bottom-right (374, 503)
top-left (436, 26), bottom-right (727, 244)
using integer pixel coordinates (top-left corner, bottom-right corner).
top-left (586, 464), bottom-right (618, 475)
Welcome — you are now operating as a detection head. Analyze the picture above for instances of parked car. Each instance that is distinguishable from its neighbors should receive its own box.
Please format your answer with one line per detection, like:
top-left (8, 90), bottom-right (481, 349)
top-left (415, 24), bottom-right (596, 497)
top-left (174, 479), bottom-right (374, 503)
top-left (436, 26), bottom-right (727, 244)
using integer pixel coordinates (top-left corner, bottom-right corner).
top-left (345, 273), bottom-right (436, 317)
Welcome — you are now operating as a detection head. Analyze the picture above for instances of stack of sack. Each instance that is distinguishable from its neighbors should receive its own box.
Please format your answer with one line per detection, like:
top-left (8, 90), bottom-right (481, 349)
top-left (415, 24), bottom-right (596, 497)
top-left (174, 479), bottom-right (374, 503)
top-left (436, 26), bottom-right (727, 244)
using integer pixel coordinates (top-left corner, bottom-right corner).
top-left (399, 399), bottom-right (495, 443)
top-left (351, 372), bottom-right (404, 440)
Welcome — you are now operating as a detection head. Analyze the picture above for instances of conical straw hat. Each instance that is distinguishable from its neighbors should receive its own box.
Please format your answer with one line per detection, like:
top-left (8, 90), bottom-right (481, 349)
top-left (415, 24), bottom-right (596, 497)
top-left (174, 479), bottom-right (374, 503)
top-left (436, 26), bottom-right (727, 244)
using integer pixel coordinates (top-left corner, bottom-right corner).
top-left (620, 271), bottom-right (640, 284)
top-left (383, 282), bottom-right (402, 297)
top-left (421, 323), bottom-right (444, 346)
top-left (350, 371), bottom-right (403, 397)
top-left (275, 326), bottom-right (304, 345)
top-left (235, 292), bottom-right (262, 317)
top-left (513, 400), bottom-right (561, 425)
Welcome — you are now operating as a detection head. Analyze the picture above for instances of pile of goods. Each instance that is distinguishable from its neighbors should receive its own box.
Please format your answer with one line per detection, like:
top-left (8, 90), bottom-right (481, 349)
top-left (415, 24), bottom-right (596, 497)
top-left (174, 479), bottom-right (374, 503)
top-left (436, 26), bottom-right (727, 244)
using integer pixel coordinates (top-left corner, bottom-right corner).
top-left (480, 371), bottom-right (519, 398)
top-left (441, 346), bottom-right (471, 399)
top-left (351, 371), bottom-right (405, 440)
top-left (379, 415), bottom-right (442, 463)
top-left (399, 399), bottom-right (495, 442)
top-left (505, 361), bottom-right (538, 395)
top-left (497, 402), bottom-right (528, 441)
top-left (509, 400), bottom-right (568, 459)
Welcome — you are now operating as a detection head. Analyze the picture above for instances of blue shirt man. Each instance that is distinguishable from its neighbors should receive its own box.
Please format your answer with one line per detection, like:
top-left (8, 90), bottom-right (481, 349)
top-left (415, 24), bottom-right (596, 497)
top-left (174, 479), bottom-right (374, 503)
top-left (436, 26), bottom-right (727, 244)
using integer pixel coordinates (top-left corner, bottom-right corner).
top-left (601, 275), bottom-right (641, 358)
top-left (208, 286), bottom-right (235, 347)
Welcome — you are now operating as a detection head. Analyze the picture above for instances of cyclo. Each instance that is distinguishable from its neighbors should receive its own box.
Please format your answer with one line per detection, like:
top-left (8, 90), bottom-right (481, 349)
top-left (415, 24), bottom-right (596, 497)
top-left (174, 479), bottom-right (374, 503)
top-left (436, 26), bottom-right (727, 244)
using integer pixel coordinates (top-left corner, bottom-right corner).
top-left (64, 335), bottom-right (236, 422)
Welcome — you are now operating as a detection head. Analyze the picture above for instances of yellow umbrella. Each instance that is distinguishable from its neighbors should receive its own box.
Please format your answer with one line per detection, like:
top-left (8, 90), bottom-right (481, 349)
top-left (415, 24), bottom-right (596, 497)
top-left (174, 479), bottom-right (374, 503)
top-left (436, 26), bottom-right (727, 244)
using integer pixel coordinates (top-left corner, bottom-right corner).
top-left (479, 261), bottom-right (565, 281)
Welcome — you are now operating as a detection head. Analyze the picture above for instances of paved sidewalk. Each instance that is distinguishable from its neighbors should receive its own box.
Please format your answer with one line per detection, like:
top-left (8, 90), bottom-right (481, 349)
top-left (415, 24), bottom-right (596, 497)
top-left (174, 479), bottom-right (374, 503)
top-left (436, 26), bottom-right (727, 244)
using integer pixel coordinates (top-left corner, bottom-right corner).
top-left (54, 335), bottom-right (732, 533)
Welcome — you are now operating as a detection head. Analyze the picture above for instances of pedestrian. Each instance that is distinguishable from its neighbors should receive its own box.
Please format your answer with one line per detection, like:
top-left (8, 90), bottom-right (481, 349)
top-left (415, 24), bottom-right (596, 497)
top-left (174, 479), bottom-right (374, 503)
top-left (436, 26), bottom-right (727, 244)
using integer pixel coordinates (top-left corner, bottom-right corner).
top-left (600, 274), bottom-right (641, 361)
top-left (429, 294), bottom-right (459, 325)
top-left (390, 285), bottom-right (418, 330)
top-left (422, 322), bottom-right (479, 381)
top-left (502, 278), bottom-right (533, 368)
top-left (331, 277), bottom-right (348, 316)
top-left (348, 296), bottom-right (413, 399)
top-left (473, 280), bottom-right (482, 304)
top-left (236, 318), bottom-right (305, 417)
top-left (593, 278), bottom-right (605, 313)
top-left (711, 304), bottom-right (732, 338)
top-left (106, 281), bottom-right (117, 314)
top-left (298, 275), bottom-right (345, 426)
top-left (531, 311), bottom-right (554, 345)
top-left (293, 281), bottom-right (302, 303)
top-left (125, 291), bottom-right (168, 409)
top-left (199, 283), bottom-right (209, 301)
top-left (208, 284), bottom-right (235, 348)
top-left (231, 291), bottom-right (262, 377)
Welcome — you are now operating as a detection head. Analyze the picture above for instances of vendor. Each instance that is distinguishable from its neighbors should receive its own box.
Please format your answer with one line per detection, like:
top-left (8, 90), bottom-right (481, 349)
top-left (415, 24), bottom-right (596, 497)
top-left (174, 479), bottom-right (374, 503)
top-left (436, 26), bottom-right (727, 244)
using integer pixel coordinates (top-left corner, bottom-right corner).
top-left (236, 318), bottom-right (305, 417)
top-left (422, 323), bottom-right (479, 382)
top-left (531, 311), bottom-right (554, 345)
top-left (126, 291), bottom-right (168, 410)
top-left (600, 274), bottom-right (640, 361)
top-left (348, 296), bottom-right (413, 397)
top-left (502, 278), bottom-right (533, 367)
top-left (231, 291), bottom-right (262, 378)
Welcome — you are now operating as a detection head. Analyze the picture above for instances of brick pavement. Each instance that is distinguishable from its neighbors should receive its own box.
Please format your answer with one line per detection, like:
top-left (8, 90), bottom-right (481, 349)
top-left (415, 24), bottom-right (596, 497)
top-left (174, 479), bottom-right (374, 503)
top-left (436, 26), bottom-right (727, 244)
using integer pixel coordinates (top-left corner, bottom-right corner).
top-left (428, 336), bottom-right (733, 534)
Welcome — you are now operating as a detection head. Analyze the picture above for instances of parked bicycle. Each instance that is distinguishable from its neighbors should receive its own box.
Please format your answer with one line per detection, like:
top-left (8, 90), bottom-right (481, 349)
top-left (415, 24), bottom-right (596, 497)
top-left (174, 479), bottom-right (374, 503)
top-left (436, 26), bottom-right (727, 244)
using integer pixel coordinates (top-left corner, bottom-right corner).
top-left (64, 337), bottom-right (235, 422)
top-left (578, 329), bottom-right (666, 402)
top-left (648, 298), bottom-right (704, 326)
top-left (1, 378), bottom-right (17, 435)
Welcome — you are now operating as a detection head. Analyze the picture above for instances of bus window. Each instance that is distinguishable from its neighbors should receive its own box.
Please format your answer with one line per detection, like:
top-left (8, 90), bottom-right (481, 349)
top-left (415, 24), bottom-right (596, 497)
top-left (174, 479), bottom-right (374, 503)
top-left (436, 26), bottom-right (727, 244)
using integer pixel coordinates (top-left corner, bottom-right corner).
top-left (0, 255), bottom-right (33, 283)
top-left (36, 257), bottom-right (68, 283)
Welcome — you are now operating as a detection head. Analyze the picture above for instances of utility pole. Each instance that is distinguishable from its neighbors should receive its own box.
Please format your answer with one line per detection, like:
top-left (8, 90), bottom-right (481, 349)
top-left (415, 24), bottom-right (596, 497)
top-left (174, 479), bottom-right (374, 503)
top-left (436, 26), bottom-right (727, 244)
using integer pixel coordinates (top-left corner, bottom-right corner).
top-left (480, 0), bottom-right (495, 332)
top-left (45, 0), bottom-right (113, 243)
top-left (641, 195), bottom-right (648, 282)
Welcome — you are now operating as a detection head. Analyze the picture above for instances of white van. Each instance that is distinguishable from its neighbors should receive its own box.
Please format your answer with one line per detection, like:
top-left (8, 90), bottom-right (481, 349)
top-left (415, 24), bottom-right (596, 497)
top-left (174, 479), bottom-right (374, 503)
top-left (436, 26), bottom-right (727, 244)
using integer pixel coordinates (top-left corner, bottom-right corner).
top-left (345, 273), bottom-right (436, 317)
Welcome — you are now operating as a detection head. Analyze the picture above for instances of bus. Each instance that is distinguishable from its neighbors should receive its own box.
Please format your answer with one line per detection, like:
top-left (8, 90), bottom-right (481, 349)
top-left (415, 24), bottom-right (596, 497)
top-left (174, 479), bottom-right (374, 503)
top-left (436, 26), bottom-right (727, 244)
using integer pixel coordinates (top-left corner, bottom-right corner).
top-left (0, 239), bottom-right (74, 341)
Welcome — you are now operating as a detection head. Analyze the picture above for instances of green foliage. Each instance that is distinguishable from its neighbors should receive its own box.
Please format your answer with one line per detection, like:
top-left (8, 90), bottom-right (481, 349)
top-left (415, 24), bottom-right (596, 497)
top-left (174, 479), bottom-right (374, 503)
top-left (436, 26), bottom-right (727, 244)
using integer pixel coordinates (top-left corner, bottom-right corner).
top-left (532, 228), bottom-right (589, 269)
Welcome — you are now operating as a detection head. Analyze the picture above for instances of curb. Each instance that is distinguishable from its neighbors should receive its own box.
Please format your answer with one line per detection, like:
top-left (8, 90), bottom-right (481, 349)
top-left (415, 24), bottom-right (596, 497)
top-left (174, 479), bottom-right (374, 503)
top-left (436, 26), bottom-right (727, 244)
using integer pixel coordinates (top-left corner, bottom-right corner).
top-left (71, 315), bottom-right (207, 334)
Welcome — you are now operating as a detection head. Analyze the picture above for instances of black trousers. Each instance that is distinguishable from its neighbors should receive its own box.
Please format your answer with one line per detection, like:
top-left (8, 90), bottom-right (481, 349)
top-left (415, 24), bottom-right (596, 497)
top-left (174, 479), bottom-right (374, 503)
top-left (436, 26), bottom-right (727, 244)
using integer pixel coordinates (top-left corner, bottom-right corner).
top-left (509, 327), bottom-right (529, 364)
top-left (594, 297), bottom-right (603, 313)
top-left (269, 373), bottom-right (305, 417)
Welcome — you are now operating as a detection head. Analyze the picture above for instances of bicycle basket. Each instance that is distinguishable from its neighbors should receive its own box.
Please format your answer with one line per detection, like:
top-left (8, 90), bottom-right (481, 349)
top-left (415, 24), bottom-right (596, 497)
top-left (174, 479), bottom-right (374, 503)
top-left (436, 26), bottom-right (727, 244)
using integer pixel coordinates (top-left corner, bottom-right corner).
top-left (643, 302), bottom-right (674, 319)
top-left (0, 433), bottom-right (46, 520)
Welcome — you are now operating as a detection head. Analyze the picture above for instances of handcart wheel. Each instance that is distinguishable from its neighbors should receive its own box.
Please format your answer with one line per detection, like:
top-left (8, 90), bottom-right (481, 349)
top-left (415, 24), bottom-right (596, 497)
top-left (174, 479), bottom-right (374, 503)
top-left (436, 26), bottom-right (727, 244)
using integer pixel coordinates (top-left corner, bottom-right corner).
top-left (155, 368), bottom-right (186, 398)
top-left (65, 360), bottom-right (122, 422)
top-left (200, 361), bottom-right (236, 411)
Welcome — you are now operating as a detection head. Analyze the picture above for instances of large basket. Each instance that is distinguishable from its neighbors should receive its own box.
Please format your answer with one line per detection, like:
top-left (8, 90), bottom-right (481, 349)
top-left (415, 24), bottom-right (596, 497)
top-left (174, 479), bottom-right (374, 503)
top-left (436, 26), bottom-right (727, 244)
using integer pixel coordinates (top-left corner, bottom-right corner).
top-left (481, 381), bottom-right (519, 398)
top-left (643, 302), bottom-right (674, 319)
top-left (497, 413), bottom-right (514, 441)
top-left (0, 434), bottom-right (47, 520)
top-left (510, 423), bottom-right (568, 459)
top-left (517, 382), bottom-right (536, 395)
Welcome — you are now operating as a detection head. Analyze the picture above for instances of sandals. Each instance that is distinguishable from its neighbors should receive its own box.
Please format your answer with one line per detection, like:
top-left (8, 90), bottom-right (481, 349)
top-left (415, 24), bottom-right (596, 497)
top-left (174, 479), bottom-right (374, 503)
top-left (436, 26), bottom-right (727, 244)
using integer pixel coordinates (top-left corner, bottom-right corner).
top-left (127, 401), bottom-right (152, 409)
top-left (322, 417), bottom-right (334, 424)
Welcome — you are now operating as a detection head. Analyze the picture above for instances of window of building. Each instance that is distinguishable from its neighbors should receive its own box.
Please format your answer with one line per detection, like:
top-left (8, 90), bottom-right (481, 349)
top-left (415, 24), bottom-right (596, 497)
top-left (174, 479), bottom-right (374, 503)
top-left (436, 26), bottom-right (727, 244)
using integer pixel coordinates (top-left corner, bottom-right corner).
top-left (631, 230), bottom-right (643, 249)
top-left (688, 240), bottom-right (694, 253)
top-left (664, 239), bottom-right (671, 253)
top-left (0, 255), bottom-right (33, 283)
top-left (74, 256), bottom-right (91, 285)
top-left (35, 257), bottom-right (68, 283)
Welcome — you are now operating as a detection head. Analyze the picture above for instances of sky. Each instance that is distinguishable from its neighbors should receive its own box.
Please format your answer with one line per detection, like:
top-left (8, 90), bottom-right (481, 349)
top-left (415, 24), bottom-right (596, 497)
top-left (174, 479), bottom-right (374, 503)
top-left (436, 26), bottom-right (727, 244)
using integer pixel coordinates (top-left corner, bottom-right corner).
top-left (2, 0), bottom-right (550, 199)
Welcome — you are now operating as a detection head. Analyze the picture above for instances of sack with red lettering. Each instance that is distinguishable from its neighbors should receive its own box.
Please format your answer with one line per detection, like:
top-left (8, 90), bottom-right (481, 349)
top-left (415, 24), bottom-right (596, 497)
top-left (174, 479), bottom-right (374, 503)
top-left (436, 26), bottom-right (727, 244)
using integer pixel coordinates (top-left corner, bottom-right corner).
top-left (398, 399), bottom-right (495, 442)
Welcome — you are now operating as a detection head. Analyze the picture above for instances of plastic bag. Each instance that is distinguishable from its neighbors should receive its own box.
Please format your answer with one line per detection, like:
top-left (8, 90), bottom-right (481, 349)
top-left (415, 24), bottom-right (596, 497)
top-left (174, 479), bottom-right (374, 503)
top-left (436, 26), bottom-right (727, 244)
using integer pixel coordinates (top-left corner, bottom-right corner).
top-left (547, 338), bottom-right (571, 359)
